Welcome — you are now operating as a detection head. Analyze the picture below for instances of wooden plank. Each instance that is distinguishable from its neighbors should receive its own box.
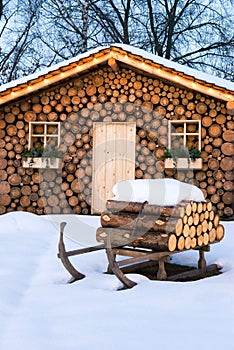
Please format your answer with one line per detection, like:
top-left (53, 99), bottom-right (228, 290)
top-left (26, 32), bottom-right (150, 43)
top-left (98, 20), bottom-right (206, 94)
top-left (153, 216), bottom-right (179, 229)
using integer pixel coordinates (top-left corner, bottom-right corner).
top-left (57, 243), bottom-right (105, 258)
top-left (113, 247), bottom-right (153, 257)
top-left (92, 123), bottom-right (107, 214)
top-left (116, 251), bottom-right (170, 267)
top-left (167, 264), bottom-right (220, 281)
top-left (92, 122), bottom-right (136, 213)
top-left (117, 260), bottom-right (158, 274)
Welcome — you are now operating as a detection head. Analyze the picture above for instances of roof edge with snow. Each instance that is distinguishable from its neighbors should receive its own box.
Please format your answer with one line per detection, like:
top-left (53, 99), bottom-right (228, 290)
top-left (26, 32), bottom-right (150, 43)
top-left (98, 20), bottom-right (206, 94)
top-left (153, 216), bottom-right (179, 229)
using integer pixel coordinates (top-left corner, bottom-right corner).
top-left (0, 44), bottom-right (233, 106)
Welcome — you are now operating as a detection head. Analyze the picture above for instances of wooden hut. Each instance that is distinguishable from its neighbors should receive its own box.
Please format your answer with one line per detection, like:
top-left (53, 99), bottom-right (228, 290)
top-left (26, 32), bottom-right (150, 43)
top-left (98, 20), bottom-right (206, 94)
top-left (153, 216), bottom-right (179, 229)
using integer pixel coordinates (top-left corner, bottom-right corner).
top-left (0, 44), bottom-right (233, 217)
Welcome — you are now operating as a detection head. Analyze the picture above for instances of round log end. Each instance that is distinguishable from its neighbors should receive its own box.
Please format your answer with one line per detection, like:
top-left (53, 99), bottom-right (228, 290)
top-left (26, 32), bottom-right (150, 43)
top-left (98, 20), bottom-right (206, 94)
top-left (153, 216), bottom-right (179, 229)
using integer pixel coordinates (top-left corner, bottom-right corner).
top-left (168, 234), bottom-right (177, 252)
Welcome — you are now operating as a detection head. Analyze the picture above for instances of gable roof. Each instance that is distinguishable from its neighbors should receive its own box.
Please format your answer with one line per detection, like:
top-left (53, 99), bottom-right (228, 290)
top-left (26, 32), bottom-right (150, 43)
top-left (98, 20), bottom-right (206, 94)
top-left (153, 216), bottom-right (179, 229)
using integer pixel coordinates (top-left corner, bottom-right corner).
top-left (0, 44), bottom-right (233, 106)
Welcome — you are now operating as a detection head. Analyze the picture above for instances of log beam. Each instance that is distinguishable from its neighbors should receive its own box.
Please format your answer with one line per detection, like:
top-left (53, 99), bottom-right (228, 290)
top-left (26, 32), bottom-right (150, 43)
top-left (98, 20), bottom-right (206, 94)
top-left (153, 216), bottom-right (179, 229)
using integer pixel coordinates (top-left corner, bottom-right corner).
top-left (108, 57), bottom-right (119, 72)
top-left (226, 101), bottom-right (234, 115)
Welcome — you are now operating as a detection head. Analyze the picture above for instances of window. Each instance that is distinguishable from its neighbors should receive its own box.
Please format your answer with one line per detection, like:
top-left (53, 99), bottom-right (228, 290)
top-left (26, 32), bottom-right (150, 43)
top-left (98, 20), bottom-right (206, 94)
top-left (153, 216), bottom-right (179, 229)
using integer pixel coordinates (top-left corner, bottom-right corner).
top-left (22, 122), bottom-right (61, 168)
top-left (168, 120), bottom-right (201, 150)
top-left (29, 122), bottom-right (60, 149)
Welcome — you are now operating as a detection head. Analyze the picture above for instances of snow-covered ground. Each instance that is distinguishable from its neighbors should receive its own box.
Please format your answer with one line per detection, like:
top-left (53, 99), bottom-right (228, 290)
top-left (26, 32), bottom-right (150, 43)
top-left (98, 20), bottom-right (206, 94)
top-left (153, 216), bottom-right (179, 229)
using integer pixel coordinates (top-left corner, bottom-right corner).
top-left (0, 212), bottom-right (233, 350)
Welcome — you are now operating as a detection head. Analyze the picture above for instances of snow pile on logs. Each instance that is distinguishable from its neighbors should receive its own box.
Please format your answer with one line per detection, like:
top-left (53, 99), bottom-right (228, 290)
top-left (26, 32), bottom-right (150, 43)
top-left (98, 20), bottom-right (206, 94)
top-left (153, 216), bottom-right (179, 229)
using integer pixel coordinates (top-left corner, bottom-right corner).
top-left (112, 178), bottom-right (206, 205)
top-left (96, 180), bottom-right (224, 252)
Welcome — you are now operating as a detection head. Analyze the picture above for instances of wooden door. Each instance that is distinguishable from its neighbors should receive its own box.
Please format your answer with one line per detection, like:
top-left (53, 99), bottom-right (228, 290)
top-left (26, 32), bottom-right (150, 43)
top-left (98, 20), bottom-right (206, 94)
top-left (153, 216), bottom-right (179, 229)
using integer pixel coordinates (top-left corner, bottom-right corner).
top-left (92, 122), bottom-right (136, 214)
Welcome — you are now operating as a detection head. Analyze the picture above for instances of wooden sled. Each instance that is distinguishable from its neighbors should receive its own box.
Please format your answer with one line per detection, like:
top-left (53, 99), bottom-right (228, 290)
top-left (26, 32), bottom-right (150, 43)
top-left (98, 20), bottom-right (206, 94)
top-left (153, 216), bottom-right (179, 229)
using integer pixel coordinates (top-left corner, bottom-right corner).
top-left (58, 221), bottom-right (139, 288)
top-left (58, 222), bottom-right (220, 288)
top-left (58, 200), bottom-right (224, 289)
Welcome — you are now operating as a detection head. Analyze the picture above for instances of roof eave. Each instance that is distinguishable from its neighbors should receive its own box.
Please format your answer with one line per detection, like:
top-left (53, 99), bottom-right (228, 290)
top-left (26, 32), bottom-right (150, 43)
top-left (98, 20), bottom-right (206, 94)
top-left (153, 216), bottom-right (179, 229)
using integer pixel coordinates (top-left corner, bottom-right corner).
top-left (0, 50), bottom-right (112, 106)
top-left (0, 45), bottom-right (233, 106)
top-left (110, 48), bottom-right (234, 102)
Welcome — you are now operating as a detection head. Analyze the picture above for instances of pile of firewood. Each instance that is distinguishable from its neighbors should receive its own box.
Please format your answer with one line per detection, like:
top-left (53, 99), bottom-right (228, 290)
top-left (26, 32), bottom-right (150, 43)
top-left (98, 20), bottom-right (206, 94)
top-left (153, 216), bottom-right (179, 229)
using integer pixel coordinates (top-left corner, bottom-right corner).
top-left (96, 199), bottom-right (225, 252)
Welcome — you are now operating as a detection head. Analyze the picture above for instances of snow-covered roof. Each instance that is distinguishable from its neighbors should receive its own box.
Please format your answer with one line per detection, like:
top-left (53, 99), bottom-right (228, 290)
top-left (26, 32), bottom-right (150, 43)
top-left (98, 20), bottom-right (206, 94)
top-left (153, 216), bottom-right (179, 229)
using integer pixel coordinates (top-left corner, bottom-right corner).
top-left (0, 46), bottom-right (109, 93)
top-left (0, 44), bottom-right (233, 106)
top-left (115, 44), bottom-right (234, 92)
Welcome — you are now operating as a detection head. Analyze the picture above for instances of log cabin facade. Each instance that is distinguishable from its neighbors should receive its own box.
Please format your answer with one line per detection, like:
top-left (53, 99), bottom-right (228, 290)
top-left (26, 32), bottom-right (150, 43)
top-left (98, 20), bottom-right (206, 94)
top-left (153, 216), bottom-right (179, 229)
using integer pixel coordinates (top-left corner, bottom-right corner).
top-left (0, 44), bottom-right (233, 217)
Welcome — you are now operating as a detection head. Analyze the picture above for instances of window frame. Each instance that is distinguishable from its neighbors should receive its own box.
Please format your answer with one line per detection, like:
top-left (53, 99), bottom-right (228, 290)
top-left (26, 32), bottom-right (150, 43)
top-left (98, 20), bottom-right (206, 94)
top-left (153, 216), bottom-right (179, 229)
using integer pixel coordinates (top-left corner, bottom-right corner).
top-left (28, 121), bottom-right (61, 149)
top-left (168, 120), bottom-right (201, 150)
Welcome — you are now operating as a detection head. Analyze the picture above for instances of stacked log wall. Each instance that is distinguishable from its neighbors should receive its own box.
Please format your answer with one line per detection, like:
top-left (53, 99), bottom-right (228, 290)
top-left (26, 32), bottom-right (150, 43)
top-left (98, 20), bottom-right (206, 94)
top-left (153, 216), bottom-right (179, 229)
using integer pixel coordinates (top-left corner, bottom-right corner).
top-left (0, 64), bottom-right (233, 216)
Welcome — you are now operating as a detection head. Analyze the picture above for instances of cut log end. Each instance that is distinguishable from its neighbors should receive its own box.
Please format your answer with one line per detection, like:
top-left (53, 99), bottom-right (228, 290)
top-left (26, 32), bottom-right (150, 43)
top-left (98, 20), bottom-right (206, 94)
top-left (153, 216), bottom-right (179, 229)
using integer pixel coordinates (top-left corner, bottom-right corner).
top-left (216, 224), bottom-right (225, 241)
top-left (177, 236), bottom-right (185, 251)
top-left (102, 214), bottom-right (111, 222)
top-left (168, 234), bottom-right (177, 252)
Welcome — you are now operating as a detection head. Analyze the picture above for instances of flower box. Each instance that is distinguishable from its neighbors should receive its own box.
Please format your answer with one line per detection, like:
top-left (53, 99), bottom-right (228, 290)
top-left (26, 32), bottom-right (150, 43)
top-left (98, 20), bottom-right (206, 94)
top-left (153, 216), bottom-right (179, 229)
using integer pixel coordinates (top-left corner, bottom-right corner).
top-left (22, 157), bottom-right (61, 169)
top-left (164, 158), bottom-right (202, 169)
top-left (189, 158), bottom-right (203, 169)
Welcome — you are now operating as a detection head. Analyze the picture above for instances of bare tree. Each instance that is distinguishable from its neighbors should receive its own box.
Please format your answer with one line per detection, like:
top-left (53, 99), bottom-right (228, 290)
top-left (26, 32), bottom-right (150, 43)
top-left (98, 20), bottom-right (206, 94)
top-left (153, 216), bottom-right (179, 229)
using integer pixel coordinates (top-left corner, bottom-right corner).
top-left (0, 0), bottom-right (233, 83)
top-left (36, 0), bottom-right (91, 59)
top-left (0, 0), bottom-right (92, 83)
top-left (87, 0), bottom-right (134, 44)
top-left (144, 0), bottom-right (234, 79)
top-left (87, 0), bottom-right (234, 79)
top-left (0, 1), bottom-right (44, 83)
top-left (78, 0), bottom-right (89, 52)
top-left (0, 1), bottom-right (3, 19)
